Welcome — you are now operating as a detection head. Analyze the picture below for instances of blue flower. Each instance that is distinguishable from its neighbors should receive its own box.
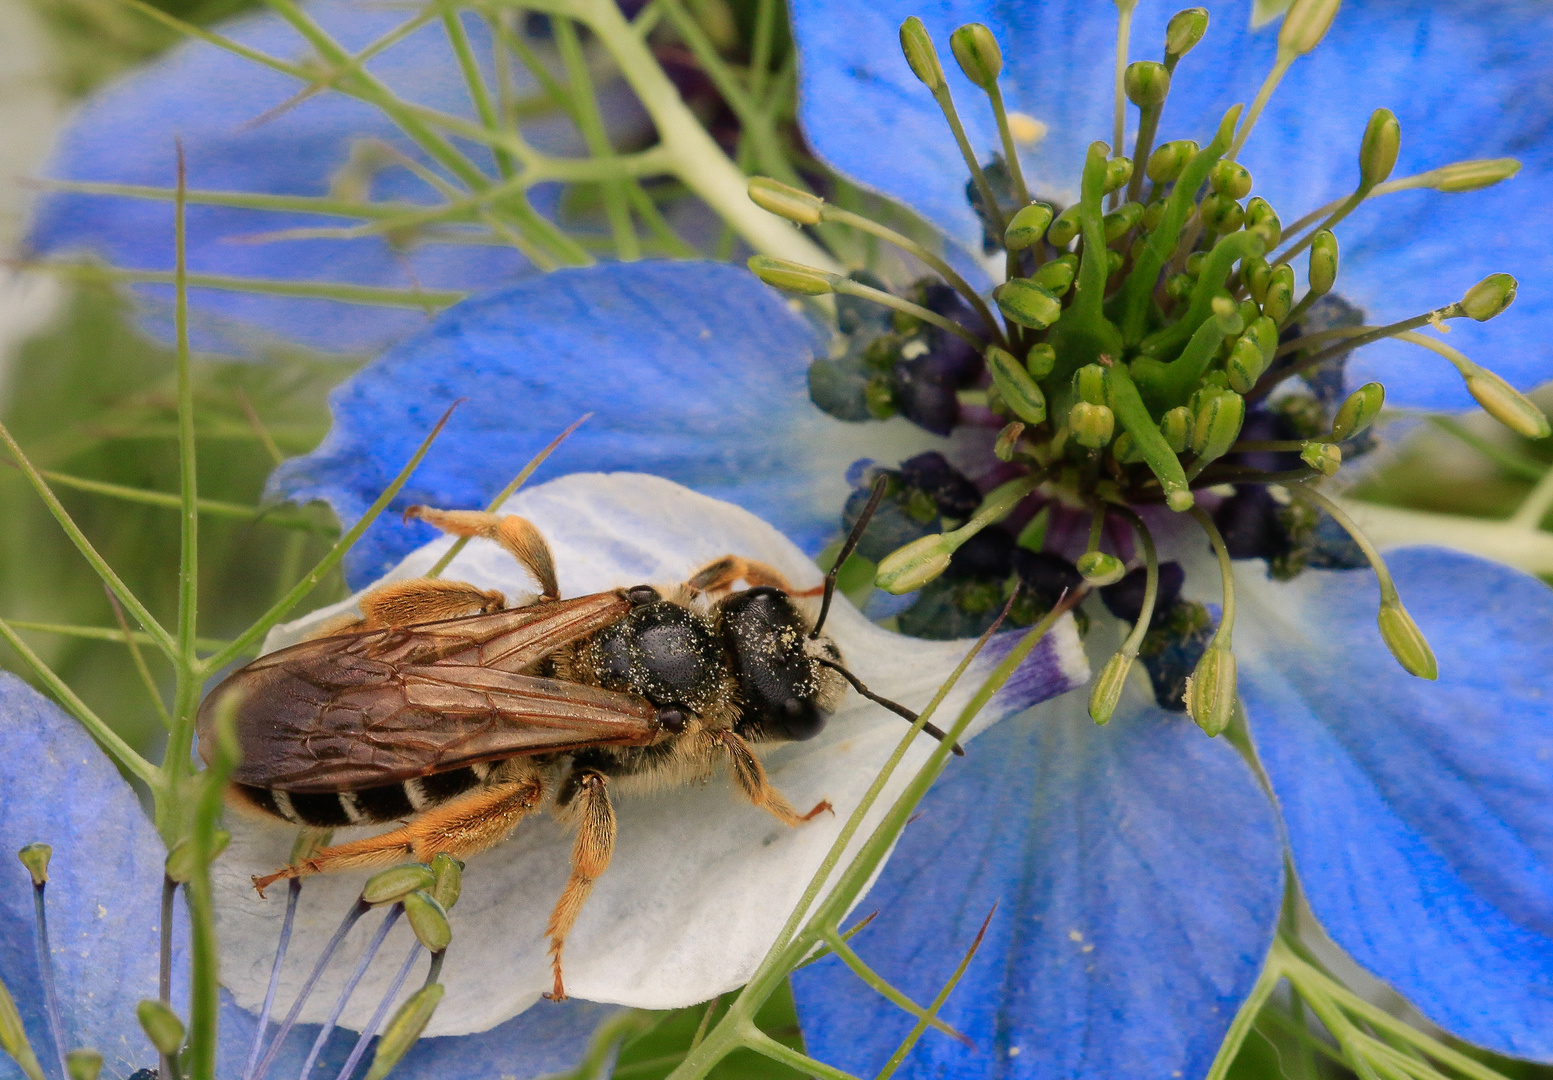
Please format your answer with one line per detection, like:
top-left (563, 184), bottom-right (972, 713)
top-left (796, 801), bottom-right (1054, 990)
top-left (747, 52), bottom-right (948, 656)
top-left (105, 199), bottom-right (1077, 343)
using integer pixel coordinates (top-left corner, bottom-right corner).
top-left (788, 0), bottom-right (1553, 411)
top-left (27, 0), bottom-right (606, 356)
top-left (0, 671), bottom-right (627, 1079)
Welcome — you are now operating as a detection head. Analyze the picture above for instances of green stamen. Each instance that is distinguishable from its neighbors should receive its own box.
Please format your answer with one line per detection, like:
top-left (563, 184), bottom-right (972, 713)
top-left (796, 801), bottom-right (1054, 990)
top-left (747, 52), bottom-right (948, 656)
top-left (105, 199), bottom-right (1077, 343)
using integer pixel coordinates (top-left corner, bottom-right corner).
top-left (1089, 504), bottom-right (1159, 723)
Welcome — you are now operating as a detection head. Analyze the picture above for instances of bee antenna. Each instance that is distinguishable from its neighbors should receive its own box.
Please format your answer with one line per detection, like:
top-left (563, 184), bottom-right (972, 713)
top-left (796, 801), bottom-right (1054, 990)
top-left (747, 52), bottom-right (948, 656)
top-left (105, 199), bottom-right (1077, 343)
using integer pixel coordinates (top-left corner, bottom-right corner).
top-left (811, 474), bottom-right (890, 640)
top-left (814, 657), bottom-right (965, 757)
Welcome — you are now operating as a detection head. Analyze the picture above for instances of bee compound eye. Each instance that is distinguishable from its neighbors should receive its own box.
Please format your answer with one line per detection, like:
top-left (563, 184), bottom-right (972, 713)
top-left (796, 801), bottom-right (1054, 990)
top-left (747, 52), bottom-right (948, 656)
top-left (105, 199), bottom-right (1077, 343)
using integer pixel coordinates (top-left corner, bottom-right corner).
top-left (656, 705), bottom-right (689, 734)
top-left (626, 585), bottom-right (661, 607)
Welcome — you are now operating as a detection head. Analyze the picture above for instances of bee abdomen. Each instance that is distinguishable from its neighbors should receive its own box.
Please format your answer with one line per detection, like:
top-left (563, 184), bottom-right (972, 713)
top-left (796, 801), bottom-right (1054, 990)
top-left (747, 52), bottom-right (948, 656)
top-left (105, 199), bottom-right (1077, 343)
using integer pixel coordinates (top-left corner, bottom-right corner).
top-left (234, 764), bottom-right (490, 827)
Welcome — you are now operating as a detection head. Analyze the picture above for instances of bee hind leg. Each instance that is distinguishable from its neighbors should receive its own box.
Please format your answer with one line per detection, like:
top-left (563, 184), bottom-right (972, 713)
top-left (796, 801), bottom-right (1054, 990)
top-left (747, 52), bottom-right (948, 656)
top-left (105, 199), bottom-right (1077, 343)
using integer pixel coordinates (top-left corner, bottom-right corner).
top-left (251, 772), bottom-right (546, 896)
top-left (404, 506), bottom-right (559, 601)
top-left (712, 729), bottom-right (832, 827)
top-left (357, 578), bottom-right (507, 630)
top-left (544, 770), bottom-right (616, 1002)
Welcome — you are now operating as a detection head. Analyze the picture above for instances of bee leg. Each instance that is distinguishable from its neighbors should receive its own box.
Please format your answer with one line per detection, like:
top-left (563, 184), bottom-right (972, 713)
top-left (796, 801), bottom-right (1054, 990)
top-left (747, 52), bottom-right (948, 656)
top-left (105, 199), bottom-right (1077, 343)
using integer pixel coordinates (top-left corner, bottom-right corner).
top-left (404, 506), bottom-right (559, 600)
top-left (544, 770), bottom-right (615, 1002)
top-left (713, 729), bottom-right (833, 826)
top-left (685, 557), bottom-right (823, 599)
top-left (251, 773), bottom-right (545, 895)
top-left (357, 578), bottom-right (507, 630)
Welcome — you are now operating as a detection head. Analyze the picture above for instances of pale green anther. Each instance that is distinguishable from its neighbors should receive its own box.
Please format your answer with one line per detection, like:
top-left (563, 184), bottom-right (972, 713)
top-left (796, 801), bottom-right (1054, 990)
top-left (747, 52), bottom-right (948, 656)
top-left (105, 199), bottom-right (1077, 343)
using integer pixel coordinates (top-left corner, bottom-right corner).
top-left (1161, 407), bottom-right (1192, 453)
top-left (865, 378), bottom-right (897, 420)
top-left (1428, 157), bottom-right (1520, 193)
top-left (1031, 256), bottom-right (1076, 297)
top-left (0, 977), bottom-right (44, 1080)
top-left (1378, 600), bottom-right (1438, 680)
top-left (1212, 295), bottom-right (1244, 336)
top-left (17, 844), bottom-right (50, 886)
top-left (1165, 7), bottom-right (1209, 59)
top-left (1070, 402), bottom-right (1116, 448)
top-left (365, 984), bottom-right (445, 1080)
top-left (986, 347), bottom-right (1048, 424)
top-left (1103, 202), bottom-right (1144, 242)
top-left (430, 853), bottom-right (463, 911)
top-left (1089, 649), bottom-right (1137, 725)
top-left (1278, 0), bottom-right (1341, 56)
top-left (1111, 432), bottom-right (1146, 463)
top-left (1262, 263), bottom-right (1295, 322)
top-left (898, 17), bottom-right (946, 92)
top-left (1077, 550), bottom-right (1127, 586)
top-left (1226, 336), bottom-right (1267, 394)
top-left (1124, 61), bottom-right (1170, 106)
top-left (1104, 158), bottom-right (1135, 195)
top-left (1105, 249), bottom-right (1125, 276)
top-left (994, 422), bottom-right (1025, 462)
top-left (362, 863), bottom-right (437, 906)
top-left (1461, 273), bottom-right (1518, 321)
top-left (136, 1000), bottom-right (184, 1057)
top-left (1465, 367), bottom-right (1551, 439)
top-left (1247, 315), bottom-right (1277, 361)
top-left (1005, 202), bottom-right (1055, 250)
top-left (66, 1050), bottom-right (101, 1080)
top-left (1192, 390), bottom-right (1246, 461)
top-left (1184, 251), bottom-right (1206, 276)
top-left (876, 534), bottom-right (954, 594)
top-left (994, 279), bottom-right (1064, 330)
top-left (1075, 363), bottom-right (1110, 405)
top-left (403, 891), bottom-right (452, 953)
top-left (747, 177), bottom-right (824, 226)
top-left (1332, 382), bottom-right (1385, 440)
top-left (747, 255), bottom-right (835, 295)
top-left (1142, 201), bottom-right (1166, 231)
top-left (1308, 230), bottom-right (1338, 295)
top-left (1184, 645), bottom-right (1237, 736)
top-left (1047, 205), bottom-right (1083, 248)
top-left (1359, 108), bottom-right (1401, 190)
top-left (1244, 256), bottom-right (1272, 305)
top-left (1146, 140), bottom-right (1197, 183)
top-left (949, 23), bottom-right (1002, 88)
top-left (1245, 197), bottom-right (1282, 246)
top-left (1301, 441), bottom-right (1342, 475)
top-left (1027, 342), bottom-right (1058, 378)
top-left (1210, 160), bottom-right (1253, 200)
top-left (165, 830), bottom-right (231, 883)
top-left (1165, 273), bottom-right (1195, 302)
top-left (1199, 193), bottom-right (1244, 233)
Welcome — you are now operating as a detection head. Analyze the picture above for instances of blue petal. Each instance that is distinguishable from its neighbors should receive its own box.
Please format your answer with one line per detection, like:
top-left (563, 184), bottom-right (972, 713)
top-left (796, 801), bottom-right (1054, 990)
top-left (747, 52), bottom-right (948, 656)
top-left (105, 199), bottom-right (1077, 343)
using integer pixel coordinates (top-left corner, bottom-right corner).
top-left (29, 0), bottom-right (564, 355)
top-left (269, 261), bottom-right (943, 587)
top-left (791, 685), bottom-right (1283, 1080)
top-left (1238, 548), bottom-right (1553, 1060)
top-left (0, 673), bottom-right (166, 1078)
top-left (790, 0), bottom-right (1553, 408)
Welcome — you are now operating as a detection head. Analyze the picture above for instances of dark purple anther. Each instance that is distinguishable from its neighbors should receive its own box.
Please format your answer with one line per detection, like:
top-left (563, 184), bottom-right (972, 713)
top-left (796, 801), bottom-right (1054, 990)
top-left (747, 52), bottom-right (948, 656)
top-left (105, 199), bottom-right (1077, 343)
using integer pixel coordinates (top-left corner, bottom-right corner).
top-left (891, 355), bottom-right (961, 435)
top-left (1214, 486), bottom-right (1289, 561)
top-left (1012, 550), bottom-right (1083, 605)
top-left (1100, 562), bottom-right (1185, 628)
top-left (898, 452), bottom-right (982, 518)
top-left (944, 527), bottom-right (1015, 581)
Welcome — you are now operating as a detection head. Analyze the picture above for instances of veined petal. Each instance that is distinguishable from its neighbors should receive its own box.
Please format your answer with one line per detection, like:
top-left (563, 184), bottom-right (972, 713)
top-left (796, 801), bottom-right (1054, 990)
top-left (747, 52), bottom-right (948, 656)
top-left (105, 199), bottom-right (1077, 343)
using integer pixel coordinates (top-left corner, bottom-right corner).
top-left (0, 674), bottom-right (166, 1077)
top-left (1237, 548), bottom-right (1553, 1059)
top-left (268, 261), bottom-right (947, 587)
top-left (215, 473), bottom-right (1088, 1036)
top-left (790, 0), bottom-right (1553, 408)
top-left (791, 676), bottom-right (1283, 1080)
top-left (29, 0), bottom-right (586, 355)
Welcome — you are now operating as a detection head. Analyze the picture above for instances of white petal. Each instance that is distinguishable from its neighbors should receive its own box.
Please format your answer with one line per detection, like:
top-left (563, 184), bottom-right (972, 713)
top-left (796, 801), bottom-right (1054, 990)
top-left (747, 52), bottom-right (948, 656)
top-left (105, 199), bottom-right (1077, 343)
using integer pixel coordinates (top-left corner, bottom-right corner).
top-left (217, 474), bottom-right (1088, 1035)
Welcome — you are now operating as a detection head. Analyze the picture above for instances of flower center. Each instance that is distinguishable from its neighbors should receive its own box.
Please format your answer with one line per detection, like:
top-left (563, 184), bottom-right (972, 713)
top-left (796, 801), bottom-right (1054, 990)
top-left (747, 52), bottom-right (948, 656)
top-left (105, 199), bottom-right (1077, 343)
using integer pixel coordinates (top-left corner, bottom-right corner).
top-left (747, 5), bottom-right (1542, 732)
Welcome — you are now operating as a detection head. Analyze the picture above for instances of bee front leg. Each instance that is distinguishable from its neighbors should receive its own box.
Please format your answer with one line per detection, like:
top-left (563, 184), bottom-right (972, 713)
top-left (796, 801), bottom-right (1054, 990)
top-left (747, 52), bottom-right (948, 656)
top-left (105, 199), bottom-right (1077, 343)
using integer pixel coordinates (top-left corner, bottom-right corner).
top-left (712, 729), bottom-right (832, 827)
top-left (544, 770), bottom-right (615, 1002)
top-left (252, 772), bottom-right (545, 895)
top-left (685, 556), bottom-right (822, 599)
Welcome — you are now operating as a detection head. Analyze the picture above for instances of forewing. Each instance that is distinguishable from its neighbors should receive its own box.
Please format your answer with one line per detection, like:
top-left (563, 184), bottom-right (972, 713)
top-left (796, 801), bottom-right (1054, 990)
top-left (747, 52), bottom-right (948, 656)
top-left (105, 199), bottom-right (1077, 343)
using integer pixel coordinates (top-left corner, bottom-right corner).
top-left (200, 591), bottom-right (642, 792)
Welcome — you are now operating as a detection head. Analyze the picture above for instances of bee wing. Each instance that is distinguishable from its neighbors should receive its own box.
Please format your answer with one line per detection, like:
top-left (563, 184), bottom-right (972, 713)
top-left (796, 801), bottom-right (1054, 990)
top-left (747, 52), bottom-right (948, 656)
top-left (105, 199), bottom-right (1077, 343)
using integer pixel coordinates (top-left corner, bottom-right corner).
top-left (202, 591), bottom-right (648, 793)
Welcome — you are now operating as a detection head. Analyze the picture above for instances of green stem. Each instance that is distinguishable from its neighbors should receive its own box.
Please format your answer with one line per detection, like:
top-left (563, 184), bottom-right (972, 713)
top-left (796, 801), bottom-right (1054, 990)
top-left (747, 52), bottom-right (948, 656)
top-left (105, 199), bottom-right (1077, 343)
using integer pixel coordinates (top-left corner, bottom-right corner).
top-left (1131, 310), bottom-right (1231, 412)
top-left (1110, 365), bottom-right (1192, 509)
top-left (1202, 946), bottom-right (1283, 1080)
top-left (1274, 187), bottom-right (1365, 268)
top-left (175, 145), bottom-right (200, 672)
top-left (1108, 504), bottom-right (1160, 655)
top-left (30, 469), bottom-right (334, 533)
top-left (0, 615), bottom-right (160, 786)
top-left (440, 4), bottom-right (515, 178)
top-left (1510, 458), bottom-right (1553, 530)
top-left (1228, 50), bottom-right (1293, 161)
top-left (554, 17), bottom-right (639, 259)
top-left (4, 621), bottom-right (231, 654)
top-left (874, 908), bottom-right (993, 1080)
top-left (831, 279), bottom-right (983, 348)
top-left (1126, 101), bottom-right (1163, 205)
top-left (1111, 1), bottom-right (1135, 196)
top-left (738, 1025), bottom-right (859, 1080)
top-left (1139, 229), bottom-right (1263, 359)
top-left (36, 262), bottom-right (467, 309)
top-left (1189, 507), bottom-right (1236, 646)
top-left (1256, 308), bottom-right (1464, 398)
top-left (106, 589), bottom-right (173, 729)
top-left (1429, 416), bottom-right (1547, 482)
top-left (820, 928), bottom-right (964, 1041)
top-left (986, 80), bottom-right (1031, 208)
top-left (1288, 485), bottom-right (1399, 605)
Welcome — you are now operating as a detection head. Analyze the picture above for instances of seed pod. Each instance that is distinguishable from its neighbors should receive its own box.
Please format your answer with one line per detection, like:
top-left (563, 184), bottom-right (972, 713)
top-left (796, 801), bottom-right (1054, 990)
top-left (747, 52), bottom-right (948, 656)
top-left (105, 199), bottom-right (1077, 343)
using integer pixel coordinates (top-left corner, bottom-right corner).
top-left (1192, 389), bottom-right (1245, 462)
top-left (0, 977), bottom-right (43, 1080)
top-left (1089, 650), bottom-right (1136, 725)
top-left (1199, 193), bottom-right (1245, 233)
top-left (1301, 441), bottom-right (1342, 475)
top-left (16, 844), bottom-right (50, 886)
top-left (747, 256), bottom-right (835, 295)
top-left (1460, 273), bottom-right (1518, 322)
top-left (1184, 645), bottom-right (1237, 736)
top-left (362, 863), bottom-right (437, 906)
top-left (986, 346), bottom-right (1048, 425)
top-left (1076, 550), bottom-right (1127, 586)
top-left (365, 985), bottom-right (446, 1080)
top-left (1244, 256), bottom-right (1272, 305)
top-left (1279, 0), bottom-right (1340, 56)
top-left (1032, 255), bottom-right (1077, 296)
top-left (1308, 230), bottom-right (1338, 295)
top-left (1465, 367), bottom-right (1551, 439)
top-left (1048, 204), bottom-right (1083, 247)
top-left (1209, 160), bottom-right (1253, 200)
top-left (1226, 336), bottom-right (1267, 394)
top-left (404, 891), bottom-right (452, 953)
top-left (1262, 263), bottom-right (1295, 322)
top-left (1378, 600), bottom-right (1438, 680)
top-left (1147, 140), bottom-right (1197, 183)
top-left (1104, 157), bottom-right (1134, 194)
top-left (1160, 406), bottom-right (1192, 453)
top-left (66, 1049), bottom-right (103, 1080)
top-left (1245, 197), bottom-right (1281, 247)
top-left (1165, 7), bottom-right (1209, 58)
top-left (1075, 364), bottom-right (1110, 405)
top-left (876, 534), bottom-right (953, 594)
top-left (430, 853), bottom-right (464, 911)
top-left (1430, 158), bottom-right (1520, 193)
top-left (1359, 108), bottom-right (1401, 191)
top-left (1125, 61), bottom-right (1170, 107)
top-left (1070, 402), bottom-right (1115, 448)
top-left (136, 1000), bottom-right (185, 1057)
top-left (1026, 342), bottom-right (1057, 379)
top-left (1331, 382), bottom-right (1384, 440)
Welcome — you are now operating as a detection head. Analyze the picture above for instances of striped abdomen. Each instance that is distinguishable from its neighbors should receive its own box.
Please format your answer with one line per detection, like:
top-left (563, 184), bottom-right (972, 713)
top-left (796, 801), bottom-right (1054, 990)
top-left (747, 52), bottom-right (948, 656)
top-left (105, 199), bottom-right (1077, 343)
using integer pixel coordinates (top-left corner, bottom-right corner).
top-left (233, 763), bottom-right (494, 828)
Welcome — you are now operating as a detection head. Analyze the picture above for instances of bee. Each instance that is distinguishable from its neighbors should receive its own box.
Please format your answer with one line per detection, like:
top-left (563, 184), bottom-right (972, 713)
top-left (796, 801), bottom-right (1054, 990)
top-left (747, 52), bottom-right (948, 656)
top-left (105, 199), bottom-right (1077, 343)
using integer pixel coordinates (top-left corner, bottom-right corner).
top-left (196, 482), bottom-right (939, 1000)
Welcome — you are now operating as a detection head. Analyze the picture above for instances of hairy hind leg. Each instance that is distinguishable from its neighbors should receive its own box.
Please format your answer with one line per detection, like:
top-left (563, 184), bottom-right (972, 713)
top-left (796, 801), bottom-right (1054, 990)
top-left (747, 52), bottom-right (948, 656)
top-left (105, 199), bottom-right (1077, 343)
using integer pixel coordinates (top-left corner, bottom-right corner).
top-left (686, 556), bottom-right (821, 599)
top-left (252, 768), bottom-right (545, 895)
top-left (544, 770), bottom-right (616, 1001)
top-left (405, 506), bottom-right (559, 600)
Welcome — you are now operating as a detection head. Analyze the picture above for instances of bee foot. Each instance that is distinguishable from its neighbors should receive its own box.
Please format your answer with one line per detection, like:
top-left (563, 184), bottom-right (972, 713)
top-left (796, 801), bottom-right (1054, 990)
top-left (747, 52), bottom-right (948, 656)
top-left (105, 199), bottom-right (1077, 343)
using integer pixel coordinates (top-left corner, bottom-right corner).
top-left (799, 799), bottom-right (834, 822)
